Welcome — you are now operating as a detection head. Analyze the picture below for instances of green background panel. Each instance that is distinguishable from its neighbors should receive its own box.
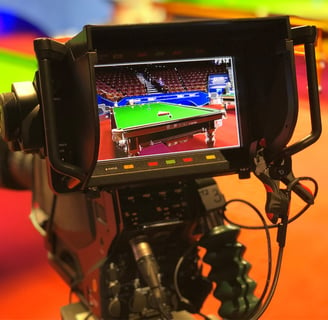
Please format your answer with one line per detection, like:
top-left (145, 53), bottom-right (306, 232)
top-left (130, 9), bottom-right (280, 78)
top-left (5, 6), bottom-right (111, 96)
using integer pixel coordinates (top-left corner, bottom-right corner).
top-left (163, 0), bottom-right (328, 20)
top-left (0, 50), bottom-right (37, 92)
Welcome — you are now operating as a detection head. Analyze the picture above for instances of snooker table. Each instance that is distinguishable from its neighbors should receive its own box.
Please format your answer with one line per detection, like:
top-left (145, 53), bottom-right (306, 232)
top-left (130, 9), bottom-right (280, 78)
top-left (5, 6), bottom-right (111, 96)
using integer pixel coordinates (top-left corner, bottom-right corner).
top-left (110, 102), bottom-right (226, 156)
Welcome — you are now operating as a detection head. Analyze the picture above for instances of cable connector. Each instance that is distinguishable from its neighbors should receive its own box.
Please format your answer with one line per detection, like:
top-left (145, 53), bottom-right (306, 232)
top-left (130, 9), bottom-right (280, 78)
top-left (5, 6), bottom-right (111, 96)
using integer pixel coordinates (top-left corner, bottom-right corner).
top-left (253, 148), bottom-right (290, 224)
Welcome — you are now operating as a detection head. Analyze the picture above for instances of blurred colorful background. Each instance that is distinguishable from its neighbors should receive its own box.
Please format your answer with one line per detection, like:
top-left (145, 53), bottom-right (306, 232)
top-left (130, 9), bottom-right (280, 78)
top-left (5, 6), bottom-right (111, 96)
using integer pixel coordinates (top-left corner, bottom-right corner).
top-left (0, 1), bottom-right (327, 319)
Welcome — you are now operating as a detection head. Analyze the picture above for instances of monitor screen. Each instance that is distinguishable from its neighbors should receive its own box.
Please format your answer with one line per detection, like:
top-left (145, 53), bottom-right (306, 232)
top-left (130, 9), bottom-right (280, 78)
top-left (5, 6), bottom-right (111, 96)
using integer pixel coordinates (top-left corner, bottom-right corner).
top-left (95, 57), bottom-right (240, 166)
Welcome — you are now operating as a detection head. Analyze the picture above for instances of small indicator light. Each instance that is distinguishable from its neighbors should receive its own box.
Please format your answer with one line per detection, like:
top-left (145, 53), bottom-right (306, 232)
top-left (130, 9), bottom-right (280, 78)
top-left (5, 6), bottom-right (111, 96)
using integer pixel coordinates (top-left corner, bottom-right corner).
top-left (123, 164), bottom-right (134, 170)
top-left (173, 50), bottom-right (182, 56)
top-left (148, 161), bottom-right (159, 167)
top-left (183, 157), bottom-right (193, 163)
top-left (206, 154), bottom-right (217, 160)
top-left (166, 159), bottom-right (176, 165)
top-left (137, 52), bottom-right (147, 57)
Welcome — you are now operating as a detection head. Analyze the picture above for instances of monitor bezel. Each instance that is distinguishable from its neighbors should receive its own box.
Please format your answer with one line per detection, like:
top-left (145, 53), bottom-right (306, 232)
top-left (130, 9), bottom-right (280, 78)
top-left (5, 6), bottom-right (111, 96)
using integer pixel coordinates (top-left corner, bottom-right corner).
top-left (33, 17), bottom-right (298, 191)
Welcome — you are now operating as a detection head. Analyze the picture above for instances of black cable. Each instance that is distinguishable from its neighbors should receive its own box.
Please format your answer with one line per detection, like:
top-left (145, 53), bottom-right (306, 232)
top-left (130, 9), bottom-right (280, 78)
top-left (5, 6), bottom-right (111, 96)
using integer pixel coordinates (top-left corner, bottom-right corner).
top-left (173, 193), bottom-right (275, 320)
top-left (250, 244), bottom-right (285, 320)
top-left (173, 244), bottom-right (197, 305)
top-left (84, 312), bottom-right (93, 320)
top-left (173, 219), bottom-right (271, 320)
top-left (159, 309), bottom-right (173, 320)
top-left (222, 197), bottom-right (273, 317)
top-left (224, 198), bottom-right (275, 230)
top-left (286, 176), bottom-right (319, 224)
top-left (222, 198), bottom-right (285, 320)
top-left (223, 176), bottom-right (318, 319)
top-left (249, 184), bottom-right (290, 319)
top-left (172, 243), bottom-right (212, 320)
top-left (197, 312), bottom-right (213, 320)
top-left (68, 277), bottom-right (84, 304)
top-left (250, 211), bottom-right (289, 319)
top-left (223, 176), bottom-right (318, 230)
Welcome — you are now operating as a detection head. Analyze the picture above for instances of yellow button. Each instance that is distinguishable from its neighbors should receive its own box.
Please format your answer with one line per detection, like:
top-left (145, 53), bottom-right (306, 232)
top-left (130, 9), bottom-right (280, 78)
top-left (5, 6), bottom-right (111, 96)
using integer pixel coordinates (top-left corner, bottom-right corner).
top-left (206, 154), bottom-right (217, 160)
top-left (123, 164), bottom-right (134, 169)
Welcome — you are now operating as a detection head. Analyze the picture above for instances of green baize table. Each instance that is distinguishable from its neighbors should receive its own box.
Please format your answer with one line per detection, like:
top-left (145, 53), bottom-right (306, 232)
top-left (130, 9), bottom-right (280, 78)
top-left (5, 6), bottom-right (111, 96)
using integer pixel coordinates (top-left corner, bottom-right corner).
top-left (111, 102), bottom-right (225, 156)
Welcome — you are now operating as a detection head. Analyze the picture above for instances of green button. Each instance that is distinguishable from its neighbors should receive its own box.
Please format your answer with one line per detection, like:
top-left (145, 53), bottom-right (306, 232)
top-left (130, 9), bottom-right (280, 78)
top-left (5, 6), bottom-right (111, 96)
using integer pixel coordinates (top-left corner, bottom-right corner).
top-left (165, 159), bottom-right (176, 165)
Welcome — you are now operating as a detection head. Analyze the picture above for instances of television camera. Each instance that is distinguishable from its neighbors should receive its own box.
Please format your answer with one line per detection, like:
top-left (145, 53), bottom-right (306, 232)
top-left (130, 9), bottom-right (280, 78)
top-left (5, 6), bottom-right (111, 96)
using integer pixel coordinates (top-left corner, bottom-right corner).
top-left (0, 17), bottom-right (322, 319)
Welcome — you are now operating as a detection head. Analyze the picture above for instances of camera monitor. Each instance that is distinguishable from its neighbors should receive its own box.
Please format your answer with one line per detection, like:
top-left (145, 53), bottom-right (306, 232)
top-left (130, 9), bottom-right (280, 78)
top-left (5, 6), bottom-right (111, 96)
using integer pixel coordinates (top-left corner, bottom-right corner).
top-left (32, 16), bottom-right (301, 192)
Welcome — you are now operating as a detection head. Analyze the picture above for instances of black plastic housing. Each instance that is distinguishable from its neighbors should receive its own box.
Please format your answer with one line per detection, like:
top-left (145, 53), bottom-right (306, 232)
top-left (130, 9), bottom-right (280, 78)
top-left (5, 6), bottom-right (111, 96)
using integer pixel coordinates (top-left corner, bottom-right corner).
top-left (30, 17), bottom-right (320, 192)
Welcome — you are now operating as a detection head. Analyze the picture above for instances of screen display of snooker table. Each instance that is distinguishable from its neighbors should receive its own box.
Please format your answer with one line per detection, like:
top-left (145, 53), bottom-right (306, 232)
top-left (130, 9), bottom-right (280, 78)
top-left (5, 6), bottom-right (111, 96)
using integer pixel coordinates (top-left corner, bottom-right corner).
top-left (111, 102), bottom-right (225, 156)
top-left (96, 56), bottom-right (240, 161)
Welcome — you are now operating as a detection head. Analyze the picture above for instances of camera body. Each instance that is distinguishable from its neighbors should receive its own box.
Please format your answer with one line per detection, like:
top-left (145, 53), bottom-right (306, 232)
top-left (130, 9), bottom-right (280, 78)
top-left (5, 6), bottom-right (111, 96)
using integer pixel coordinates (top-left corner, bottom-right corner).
top-left (0, 17), bottom-right (321, 319)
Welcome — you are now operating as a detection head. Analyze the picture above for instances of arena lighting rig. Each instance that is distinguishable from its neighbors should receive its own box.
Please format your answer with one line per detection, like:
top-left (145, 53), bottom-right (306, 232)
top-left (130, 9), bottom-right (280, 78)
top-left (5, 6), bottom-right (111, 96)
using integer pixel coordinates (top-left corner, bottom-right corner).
top-left (0, 16), bottom-right (322, 319)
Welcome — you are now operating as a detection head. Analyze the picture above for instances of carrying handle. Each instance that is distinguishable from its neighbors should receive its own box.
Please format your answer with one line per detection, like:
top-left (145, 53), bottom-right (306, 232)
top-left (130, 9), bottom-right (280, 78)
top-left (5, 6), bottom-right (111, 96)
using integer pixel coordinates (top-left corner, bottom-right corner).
top-left (283, 25), bottom-right (322, 157)
top-left (34, 38), bottom-right (85, 190)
